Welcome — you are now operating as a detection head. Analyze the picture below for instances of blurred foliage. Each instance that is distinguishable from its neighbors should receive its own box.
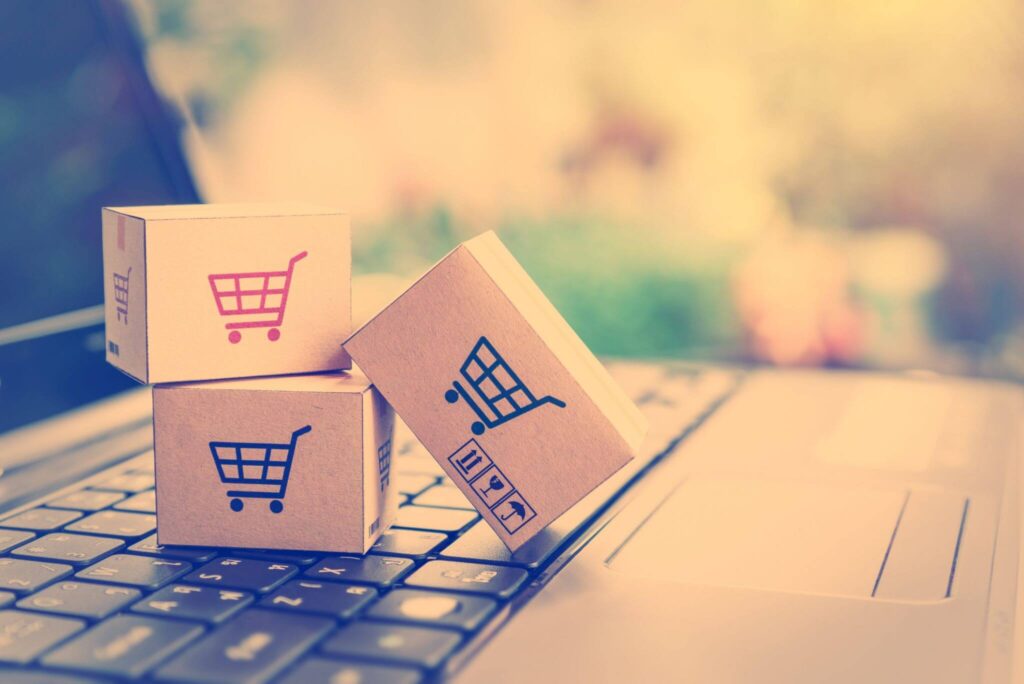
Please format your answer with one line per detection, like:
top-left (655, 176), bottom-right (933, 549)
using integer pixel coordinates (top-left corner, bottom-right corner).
top-left (130, 0), bottom-right (1024, 375)
top-left (353, 210), bottom-right (740, 358)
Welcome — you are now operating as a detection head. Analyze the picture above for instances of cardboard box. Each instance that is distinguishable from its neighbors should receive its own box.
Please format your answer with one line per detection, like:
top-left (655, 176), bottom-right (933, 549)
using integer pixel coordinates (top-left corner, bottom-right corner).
top-left (102, 204), bottom-right (351, 384)
top-left (154, 373), bottom-right (396, 553)
top-left (344, 231), bottom-right (647, 551)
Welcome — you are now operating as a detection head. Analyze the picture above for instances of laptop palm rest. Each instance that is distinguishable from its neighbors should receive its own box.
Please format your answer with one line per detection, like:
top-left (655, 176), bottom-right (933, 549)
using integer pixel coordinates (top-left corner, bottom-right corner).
top-left (607, 477), bottom-right (968, 602)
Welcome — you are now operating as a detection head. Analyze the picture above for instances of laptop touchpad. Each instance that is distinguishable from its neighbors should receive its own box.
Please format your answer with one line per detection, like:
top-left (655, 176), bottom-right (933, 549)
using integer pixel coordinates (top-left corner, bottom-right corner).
top-left (607, 478), bottom-right (968, 601)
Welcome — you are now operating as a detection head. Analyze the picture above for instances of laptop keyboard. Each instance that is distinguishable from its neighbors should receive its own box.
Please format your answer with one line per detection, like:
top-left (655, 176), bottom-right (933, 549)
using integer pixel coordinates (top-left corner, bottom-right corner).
top-left (0, 365), bottom-right (735, 683)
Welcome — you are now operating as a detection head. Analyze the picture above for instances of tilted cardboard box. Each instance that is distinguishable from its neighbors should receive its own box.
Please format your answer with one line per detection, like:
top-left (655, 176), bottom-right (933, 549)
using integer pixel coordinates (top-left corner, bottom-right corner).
top-left (102, 204), bottom-right (351, 384)
top-left (344, 231), bottom-right (647, 551)
top-left (154, 372), bottom-right (395, 554)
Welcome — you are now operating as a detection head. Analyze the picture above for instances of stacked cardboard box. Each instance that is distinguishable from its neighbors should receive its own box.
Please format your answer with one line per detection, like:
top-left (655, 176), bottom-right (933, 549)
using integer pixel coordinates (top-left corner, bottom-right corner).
top-left (103, 204), bottom-right (396, 554)
top-left (104, 205), bottom-right (645, 555)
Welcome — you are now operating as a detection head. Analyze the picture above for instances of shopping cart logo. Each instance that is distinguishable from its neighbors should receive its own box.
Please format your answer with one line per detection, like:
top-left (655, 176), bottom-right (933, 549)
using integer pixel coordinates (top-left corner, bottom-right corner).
top-left (209, 425), bottom-right (311, 513)
top-left (208, 250), bottom-right (308, 344)
top-left (377, 439), bottom-right (392, 493)
top-left (113, 268), bottom-right (131, 325)
top-left (444, 336), bottom-right (566, 435)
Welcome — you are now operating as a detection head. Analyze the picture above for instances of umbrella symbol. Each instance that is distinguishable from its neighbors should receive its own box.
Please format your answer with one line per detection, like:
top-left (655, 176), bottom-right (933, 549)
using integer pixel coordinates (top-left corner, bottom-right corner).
top-left (501, 501), bottom-right (527, 521)
top-left (480, 474), bottom-right (505, 497)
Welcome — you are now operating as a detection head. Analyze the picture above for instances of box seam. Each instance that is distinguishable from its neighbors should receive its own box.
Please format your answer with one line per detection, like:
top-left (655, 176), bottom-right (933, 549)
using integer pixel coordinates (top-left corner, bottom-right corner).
top-left (106, 208), bottom-right (346, 221)
top-left (143, 218), bottom-right (150, 382)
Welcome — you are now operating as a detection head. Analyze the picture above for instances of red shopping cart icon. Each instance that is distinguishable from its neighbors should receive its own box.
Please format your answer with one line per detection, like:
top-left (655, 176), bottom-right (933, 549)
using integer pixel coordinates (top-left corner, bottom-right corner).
top-left (208, 251), bottom-right (307, 344)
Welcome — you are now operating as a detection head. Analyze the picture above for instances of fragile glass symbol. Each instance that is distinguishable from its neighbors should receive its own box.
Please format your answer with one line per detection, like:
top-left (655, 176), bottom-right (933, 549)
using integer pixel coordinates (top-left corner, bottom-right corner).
top-left (480, 474), bottom-right (505, 497)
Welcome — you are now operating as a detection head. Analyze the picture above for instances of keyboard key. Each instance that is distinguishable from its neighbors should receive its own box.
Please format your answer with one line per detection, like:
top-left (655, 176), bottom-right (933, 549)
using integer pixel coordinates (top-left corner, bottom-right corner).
top-left (305, 556), bottom-right (414, 587)
top-left (0, 669), bottom-right (102, 683)
top-left (371, 529), bottom-right (449, 559)
top-left (232, 550), bottom-right (319, 566)
top-left (65, 511), bottom-right (156, 538)
top-left (0, 531), bottom-right (35, 554)
top-left (11, 533), bottom-right (124, 565)
top-left (128, 457), bottom-right (155, 474)
top-left (76, 554), bottom-right (192, 589)
top-left (92, 472), bottom-right (154, 493)
top-left (260, 580), bottom-right (376, 618)
top-left (403, 561), bottom-right (527, 599)
top-left (133, 584), bottom-right (253, 623)
top-left (128, 534), bottom-right (217, 562)
top-left (0, 610), bottom-right (84, 664)
top-left (0, 559), bottom-right (73, 593)
top-left (185, 558), bottom-right (297, 593)
top-left (278, 657), bottom-right (422, 684)
top-left (321, 622), bottom-right (461, 670)
top-left (112, 491), bottom-right (156, 513)
top-left (0, 509), bottom-right (82, 532)
top-left (43, 614), bottom-right (203, 678)
top-left (47, 490), bottom-right (126, 512)
top-left (368, 589), bottom-right (496, 632)
top-left (414, 485), bottom-right (474, 510)
top-left (17, 581), bottom-right (140, 619)
top-left (155, 608), bottom-right (333, 683)
top-left (395, 474), bottom-right (437, 496)
top-left (393, 506), bottom-right (478, 533)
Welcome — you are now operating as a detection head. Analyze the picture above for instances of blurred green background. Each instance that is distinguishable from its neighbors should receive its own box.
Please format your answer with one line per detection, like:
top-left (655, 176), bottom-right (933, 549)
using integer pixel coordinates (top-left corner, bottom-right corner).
top-left (130, 0), bottom-right (1024, 376)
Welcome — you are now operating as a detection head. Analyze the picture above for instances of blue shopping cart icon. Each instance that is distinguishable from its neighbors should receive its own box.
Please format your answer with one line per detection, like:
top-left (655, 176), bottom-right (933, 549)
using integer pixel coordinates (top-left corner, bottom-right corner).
top-left (444, 336), bottom-right (566, 435)
top-left (209, 425), bottom-right (311, 514)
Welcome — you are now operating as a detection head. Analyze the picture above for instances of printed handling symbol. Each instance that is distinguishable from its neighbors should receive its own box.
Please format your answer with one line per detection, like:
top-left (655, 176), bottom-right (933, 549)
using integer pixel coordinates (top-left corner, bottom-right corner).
top-left (444, 336), bottom-right (566, 435)
top-left (447, 439), bottom-right (494, 483)
top-left (209, 425), bottom-right (311, 513)
top-left (458, 450), bottom-right (482, 474)
top-left (208, 251), bottom-right (308, 344)
top-left (377, 439), bottom-right (392, 493)
top-left (112, 268), bottom-right (131, 325)
top-left (480, 474), bottom-right (506, 497)
top-left (501, 501), bottom-right (527, 521)
top-left (493, 494), bottom-right (536, 534)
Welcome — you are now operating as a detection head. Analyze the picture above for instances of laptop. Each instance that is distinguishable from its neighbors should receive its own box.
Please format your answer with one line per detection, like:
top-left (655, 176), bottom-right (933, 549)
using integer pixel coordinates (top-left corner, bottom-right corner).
top-left (0, 2), bottom-right (1021, 683)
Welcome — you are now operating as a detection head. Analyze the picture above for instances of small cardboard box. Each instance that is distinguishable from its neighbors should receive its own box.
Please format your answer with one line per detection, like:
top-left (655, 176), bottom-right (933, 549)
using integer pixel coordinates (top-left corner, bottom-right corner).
top-left (344, 231), bottom-right (647, 551)
top-left (153, 373), bottom-right (396, 553)
top-left (102, 204), bottom-right (351, 384)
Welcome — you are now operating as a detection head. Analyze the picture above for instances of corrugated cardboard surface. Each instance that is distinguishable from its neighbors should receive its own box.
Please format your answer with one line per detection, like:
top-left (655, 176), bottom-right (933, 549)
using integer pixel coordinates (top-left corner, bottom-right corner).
top-left (362, 389), bottom-right (399, 545)
top-left (154, 373), bottom-right (393, 553)
top-left (345, 236), bottom-right (643, 551)
top-left (466, 232), bottom-right (647, 451)
top-left (102, 210), bottom-right (148, 382)
top-left (103, 205), bottom-right (352, 384)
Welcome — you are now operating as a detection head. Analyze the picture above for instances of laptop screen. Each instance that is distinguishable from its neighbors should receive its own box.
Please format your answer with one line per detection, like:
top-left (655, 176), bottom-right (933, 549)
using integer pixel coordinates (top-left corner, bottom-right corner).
top-left (0, 0), bottom-right (199, 432)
